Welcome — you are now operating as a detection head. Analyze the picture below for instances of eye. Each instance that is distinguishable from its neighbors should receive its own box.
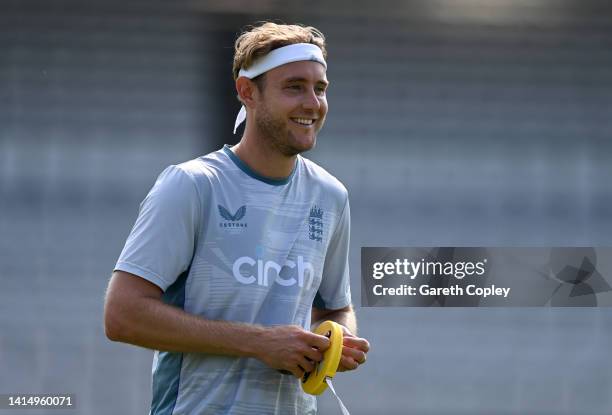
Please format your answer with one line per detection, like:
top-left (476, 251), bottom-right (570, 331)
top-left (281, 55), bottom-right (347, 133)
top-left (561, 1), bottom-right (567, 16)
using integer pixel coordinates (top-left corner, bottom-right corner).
top-left (287, 85), bottom-right (302, 91)
top-left (316, 86), bottom-right (326, 95)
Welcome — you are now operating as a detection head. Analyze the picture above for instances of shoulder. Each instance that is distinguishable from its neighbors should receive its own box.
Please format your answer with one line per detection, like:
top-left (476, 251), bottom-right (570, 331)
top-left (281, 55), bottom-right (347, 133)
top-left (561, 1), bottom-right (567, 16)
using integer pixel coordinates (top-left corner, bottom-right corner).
top-left (173, 149), bottom-right (228, 182)
top-left (298, 156), bottom-right (348, 203)
top-left (164, 147), bottom-right (233, 193)
top-left (147, 150), bottom-right (227, 207)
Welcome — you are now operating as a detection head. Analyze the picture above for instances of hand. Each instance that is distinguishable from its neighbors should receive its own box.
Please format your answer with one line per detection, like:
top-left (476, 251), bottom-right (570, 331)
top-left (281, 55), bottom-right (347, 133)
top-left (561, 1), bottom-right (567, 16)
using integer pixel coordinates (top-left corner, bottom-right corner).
top-left (336, 326), bottom-right (370, 372)
top-left (255, 325), bottom-right (330, 379)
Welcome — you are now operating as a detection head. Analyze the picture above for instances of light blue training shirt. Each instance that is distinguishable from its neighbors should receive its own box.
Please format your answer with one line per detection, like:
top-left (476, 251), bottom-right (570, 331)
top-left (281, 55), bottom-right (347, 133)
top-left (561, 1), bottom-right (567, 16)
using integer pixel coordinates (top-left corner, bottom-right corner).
top-left (114, 145), bottom-right (352, 415)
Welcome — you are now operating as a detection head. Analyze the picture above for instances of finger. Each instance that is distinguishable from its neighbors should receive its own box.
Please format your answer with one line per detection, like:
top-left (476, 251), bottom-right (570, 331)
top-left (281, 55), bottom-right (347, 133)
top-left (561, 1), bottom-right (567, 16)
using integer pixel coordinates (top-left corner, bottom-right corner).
top-left (343, 336), bottom-right (370, 353)
top-left (342, 345), bottom-right (367, 364)
top-left (303, 347), bottom-right (323, 363)
top-left (298, 356), bottom-right (315, 373)
top-left (339, 355), bottom-right (359, 371)
top-left (339, 326), bottom-right (355, 337)
top-left (307, 333), bottom-right (331, 351)
top-left (292, 365), bottom-right (305, 379)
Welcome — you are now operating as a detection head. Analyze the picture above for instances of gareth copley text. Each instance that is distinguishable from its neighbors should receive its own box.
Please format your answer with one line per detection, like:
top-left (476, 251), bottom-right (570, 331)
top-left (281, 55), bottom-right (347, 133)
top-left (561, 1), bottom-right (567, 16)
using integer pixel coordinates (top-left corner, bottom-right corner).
top-left (373, 284), bottom-right (511, 298)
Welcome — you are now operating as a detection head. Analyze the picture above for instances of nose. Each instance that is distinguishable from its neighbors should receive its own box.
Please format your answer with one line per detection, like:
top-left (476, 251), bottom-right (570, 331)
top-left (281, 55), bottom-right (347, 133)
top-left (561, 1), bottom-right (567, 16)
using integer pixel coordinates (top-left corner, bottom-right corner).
top-left (301, 87), bottom-right (321, 111)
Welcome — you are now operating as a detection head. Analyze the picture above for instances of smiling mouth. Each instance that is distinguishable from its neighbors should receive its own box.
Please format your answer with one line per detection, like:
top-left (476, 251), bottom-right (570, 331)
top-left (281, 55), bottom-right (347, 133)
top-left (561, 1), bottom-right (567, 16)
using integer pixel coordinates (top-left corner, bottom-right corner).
top-left (290, 117), bottom-right (316, 127)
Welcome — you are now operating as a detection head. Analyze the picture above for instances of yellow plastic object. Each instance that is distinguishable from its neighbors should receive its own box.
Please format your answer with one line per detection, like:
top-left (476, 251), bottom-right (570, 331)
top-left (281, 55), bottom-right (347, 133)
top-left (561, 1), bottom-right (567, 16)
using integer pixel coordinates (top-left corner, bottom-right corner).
top-left (302, 320), bottom-right (343, 395)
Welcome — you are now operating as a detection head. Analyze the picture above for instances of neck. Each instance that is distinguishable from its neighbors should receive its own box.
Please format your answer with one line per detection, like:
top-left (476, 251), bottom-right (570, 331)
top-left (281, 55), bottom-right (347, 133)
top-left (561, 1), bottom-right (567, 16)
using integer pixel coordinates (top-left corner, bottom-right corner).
top-left (232, 125), bottom-right (297, 180)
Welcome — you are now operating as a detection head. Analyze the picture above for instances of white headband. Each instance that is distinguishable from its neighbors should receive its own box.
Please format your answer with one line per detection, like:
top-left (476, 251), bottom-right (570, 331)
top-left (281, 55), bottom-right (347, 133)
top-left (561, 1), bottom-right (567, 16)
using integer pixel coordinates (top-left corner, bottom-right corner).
top-left (233, 43), bottom-right (327, 134)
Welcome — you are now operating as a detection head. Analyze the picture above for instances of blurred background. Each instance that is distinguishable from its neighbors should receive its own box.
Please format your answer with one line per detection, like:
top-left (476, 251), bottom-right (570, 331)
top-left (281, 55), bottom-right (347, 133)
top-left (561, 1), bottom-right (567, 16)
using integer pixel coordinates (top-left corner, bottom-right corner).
top-left (1, 0), bottom-right (611, 414)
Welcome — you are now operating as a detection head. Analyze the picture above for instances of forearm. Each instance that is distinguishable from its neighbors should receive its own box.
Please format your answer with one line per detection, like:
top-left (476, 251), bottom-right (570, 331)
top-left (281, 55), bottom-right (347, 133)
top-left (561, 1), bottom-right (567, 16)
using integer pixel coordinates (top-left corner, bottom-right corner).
top-left (106, 296), bottom-right (264, 357)
top-left (311, 305), bottom-right (357, 335)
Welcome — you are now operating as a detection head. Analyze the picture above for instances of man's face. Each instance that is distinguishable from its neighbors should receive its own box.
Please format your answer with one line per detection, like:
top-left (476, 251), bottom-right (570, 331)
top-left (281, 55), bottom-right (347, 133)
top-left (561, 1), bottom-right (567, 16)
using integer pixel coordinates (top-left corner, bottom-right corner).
top-left (252, 60), bottom-right (328, 157)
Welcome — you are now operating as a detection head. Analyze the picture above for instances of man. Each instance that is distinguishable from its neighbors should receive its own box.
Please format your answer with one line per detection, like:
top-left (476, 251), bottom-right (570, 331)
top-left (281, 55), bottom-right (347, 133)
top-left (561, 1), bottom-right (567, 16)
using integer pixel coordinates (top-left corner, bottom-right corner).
top-left (104, 22), bottom-right (369, 414)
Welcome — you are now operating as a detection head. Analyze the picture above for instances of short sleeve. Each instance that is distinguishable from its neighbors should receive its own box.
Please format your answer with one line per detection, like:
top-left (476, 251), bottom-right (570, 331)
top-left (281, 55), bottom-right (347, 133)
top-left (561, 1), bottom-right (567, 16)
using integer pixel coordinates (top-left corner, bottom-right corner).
top-left (315, 196), bottom-right (352, 310)
top-left (114, 165), bottom-right (201, 291)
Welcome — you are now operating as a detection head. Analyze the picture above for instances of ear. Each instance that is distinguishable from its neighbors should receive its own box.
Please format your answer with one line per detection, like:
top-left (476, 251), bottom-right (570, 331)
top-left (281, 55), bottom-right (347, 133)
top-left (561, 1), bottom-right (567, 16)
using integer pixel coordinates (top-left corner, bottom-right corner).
top-left (236, 77), bottom-right (257, 109)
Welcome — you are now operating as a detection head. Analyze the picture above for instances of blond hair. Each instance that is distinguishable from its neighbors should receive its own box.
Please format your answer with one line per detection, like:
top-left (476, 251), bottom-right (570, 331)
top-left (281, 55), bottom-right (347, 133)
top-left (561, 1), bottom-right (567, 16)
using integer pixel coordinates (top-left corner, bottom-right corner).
top-left (232, 22), bottom-right (327, 81)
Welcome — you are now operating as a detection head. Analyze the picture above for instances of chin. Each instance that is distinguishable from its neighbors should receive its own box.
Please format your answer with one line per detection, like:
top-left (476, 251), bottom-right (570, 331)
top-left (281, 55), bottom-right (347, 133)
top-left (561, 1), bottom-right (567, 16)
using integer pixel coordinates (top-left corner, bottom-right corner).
top-left (288, 133), bottom-right (317, 155)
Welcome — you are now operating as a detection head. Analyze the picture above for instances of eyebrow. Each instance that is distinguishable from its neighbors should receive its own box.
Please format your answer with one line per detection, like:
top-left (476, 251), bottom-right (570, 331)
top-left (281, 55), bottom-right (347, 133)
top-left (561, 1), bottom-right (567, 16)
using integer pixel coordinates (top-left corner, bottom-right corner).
top-left (283, 77), bottom-right (329, 87)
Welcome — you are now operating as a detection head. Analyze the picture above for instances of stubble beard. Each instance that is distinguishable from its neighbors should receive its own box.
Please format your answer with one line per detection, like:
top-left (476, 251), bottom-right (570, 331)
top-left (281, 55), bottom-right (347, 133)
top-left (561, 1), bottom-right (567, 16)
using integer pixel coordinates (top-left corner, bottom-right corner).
top-left (255, 102), bottom-right (318, 157)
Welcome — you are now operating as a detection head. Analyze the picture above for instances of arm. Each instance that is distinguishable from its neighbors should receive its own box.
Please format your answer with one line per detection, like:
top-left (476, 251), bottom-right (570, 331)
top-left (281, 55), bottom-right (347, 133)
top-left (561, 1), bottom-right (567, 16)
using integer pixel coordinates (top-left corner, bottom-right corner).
top-left (311, 304), bottom-right (356, 334)
top-left (311, 304), bottom-right (369, 372)
top-left (104, 270), bottom-right (329, 379)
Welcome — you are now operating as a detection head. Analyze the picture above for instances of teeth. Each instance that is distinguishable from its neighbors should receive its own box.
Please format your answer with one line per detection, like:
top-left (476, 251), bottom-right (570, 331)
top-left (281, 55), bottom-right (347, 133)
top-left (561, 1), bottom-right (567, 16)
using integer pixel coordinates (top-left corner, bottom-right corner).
top-left (293, 118), bottom-right (314, 125)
